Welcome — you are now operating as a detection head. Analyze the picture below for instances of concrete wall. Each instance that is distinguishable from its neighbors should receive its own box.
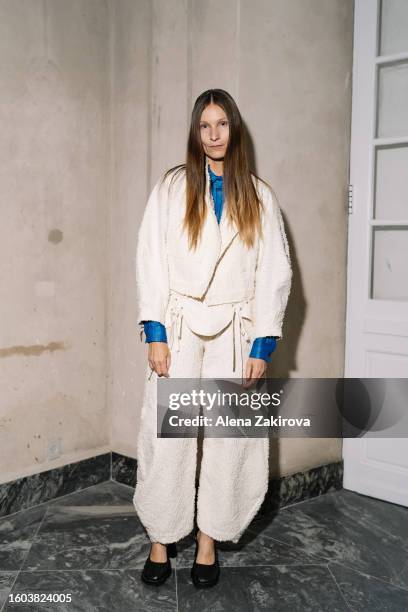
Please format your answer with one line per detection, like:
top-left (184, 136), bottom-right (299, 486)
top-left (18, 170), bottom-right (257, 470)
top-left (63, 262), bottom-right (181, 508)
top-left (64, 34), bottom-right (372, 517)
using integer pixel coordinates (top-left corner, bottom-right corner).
top-left (0, 0), bottom-right (353, 485)
top-left (111, 0), bottom-right (354, 476)
top-left (0, 0), bottom-right (111, 483)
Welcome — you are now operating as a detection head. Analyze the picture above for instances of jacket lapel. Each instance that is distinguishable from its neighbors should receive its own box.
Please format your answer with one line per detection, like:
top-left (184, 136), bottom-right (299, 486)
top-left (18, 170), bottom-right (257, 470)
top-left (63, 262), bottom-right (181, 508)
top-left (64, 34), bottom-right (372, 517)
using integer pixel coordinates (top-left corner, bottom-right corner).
top-left (204, 159), bottom-right (239, 260)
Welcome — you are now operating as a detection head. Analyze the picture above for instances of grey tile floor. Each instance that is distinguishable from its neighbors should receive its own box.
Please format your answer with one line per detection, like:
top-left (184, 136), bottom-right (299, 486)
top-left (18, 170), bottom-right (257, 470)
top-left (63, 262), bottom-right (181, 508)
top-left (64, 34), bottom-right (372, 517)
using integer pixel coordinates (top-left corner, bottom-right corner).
top-left (0, 480), bottom-right (407, 611)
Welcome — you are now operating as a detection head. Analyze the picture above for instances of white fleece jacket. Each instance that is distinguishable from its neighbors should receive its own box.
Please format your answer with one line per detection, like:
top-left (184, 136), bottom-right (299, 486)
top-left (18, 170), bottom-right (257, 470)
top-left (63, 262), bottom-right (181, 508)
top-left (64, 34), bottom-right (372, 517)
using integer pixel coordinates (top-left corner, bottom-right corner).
top-left (135, 162), bottom-right (292, 339)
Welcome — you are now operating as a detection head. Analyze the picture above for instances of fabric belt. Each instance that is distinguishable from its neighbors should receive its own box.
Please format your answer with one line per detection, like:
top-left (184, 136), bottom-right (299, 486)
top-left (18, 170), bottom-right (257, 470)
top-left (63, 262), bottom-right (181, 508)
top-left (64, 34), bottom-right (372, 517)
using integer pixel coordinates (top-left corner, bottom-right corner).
top-left (166, 295), bottom-right (252, 380)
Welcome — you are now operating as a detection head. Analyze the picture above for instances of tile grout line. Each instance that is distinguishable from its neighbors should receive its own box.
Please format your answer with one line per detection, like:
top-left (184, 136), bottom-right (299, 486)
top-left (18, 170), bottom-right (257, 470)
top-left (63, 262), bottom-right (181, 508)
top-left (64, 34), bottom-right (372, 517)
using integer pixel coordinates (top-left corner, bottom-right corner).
top-left (20, 505), bottom-right (50, 571)
top-left (329, 560), bottom-right (408, 594)
top-left (245, 528), bottom-right (328, 560)
top-left (174, 563), bottom-right (179, 612)
top-left (11, 562), bottom-right (408, 591)
top-left (15, 562), bottom-right (332, 574)
top-left (171, 560), bottom-right (408, 598)
top-left (2, 505), bottom-right (50, 610)
top-left (175, 562), bottom-right (331, 570)
top-left (395, 558), bottom-right (408, 582)
top-left (326, 563), bottom-right (354, 611)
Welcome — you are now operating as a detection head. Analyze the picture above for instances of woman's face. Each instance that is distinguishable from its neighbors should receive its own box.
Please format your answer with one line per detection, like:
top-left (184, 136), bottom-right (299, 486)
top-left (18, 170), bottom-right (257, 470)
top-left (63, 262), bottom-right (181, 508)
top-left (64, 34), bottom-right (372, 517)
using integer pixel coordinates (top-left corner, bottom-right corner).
top-left (199, 103), bottom-right (229, 160)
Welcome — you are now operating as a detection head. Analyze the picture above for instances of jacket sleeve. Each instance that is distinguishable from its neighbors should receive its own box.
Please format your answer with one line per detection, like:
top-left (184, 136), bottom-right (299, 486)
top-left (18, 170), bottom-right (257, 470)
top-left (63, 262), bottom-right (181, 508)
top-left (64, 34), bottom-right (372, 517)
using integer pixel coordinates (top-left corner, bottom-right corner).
top-left (252, 185), bottom-right (292, 339)
top-left (135, 177), bottom-right (170, 334)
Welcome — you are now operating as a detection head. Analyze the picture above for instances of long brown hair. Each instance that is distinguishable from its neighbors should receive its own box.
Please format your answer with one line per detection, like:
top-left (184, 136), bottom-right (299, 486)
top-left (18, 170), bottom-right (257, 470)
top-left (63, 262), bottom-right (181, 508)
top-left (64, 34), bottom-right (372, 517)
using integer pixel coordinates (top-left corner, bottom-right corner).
top-left (161, 88), bottom-right (268, 251)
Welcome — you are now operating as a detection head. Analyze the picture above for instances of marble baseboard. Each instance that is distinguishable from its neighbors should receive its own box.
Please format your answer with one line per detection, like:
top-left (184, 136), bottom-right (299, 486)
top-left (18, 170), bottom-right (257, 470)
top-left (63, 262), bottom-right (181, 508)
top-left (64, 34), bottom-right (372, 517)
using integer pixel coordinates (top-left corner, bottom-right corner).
top-left (111, 452), bottom-right (137, 487)
top-left (0, 453), bottom-right (111, 518)
top-left (258, 460), bottom-right (343, 515)
top-left (112, 451), bottom-right (343, 510)
top-left (0, 452), bottom-right (343, 519)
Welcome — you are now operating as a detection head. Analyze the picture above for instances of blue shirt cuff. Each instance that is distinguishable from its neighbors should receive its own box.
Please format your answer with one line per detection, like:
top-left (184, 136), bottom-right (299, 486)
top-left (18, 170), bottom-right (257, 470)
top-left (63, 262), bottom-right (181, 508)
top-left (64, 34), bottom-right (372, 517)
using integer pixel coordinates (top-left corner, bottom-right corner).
top-left (249, 337), bottom-right (277, 362)
top-left (141, 320), bottom-right (167, 343)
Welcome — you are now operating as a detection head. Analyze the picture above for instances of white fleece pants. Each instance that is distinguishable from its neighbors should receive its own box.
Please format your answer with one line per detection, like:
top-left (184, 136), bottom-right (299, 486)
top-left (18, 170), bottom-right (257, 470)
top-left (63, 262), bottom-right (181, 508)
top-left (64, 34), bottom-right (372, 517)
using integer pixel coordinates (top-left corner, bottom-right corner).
top-left (133, 292), bottom-right (269, 544)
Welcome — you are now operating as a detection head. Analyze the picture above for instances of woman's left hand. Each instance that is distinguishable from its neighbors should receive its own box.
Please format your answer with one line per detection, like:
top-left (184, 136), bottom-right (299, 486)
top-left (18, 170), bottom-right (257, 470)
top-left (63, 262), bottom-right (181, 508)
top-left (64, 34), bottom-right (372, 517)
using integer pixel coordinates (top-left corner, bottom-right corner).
top-left (242, 357), bottom-right (267, 388)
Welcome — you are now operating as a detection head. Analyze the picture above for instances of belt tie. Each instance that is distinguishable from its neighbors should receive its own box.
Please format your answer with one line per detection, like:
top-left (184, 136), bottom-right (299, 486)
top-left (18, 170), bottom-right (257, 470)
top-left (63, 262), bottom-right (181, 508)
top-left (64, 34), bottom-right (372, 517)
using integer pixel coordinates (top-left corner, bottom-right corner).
top-left (169, 303), bottom-right (184, 353)
top-left (232, 304), bottom-right (251, 379)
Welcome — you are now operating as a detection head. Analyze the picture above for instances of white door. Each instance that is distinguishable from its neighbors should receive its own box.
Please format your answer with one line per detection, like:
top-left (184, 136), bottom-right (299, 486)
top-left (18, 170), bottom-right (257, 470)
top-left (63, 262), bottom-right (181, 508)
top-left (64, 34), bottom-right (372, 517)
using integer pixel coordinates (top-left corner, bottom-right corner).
top-left (343, 0), bottom-right (408, 506)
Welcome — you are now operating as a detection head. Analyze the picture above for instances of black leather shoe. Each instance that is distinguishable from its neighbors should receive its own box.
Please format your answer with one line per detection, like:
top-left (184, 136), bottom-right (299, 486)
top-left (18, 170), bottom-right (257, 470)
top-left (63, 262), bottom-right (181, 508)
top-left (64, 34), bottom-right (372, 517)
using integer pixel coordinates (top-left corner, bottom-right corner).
top-left (141, 542), bottom-right (177, 585)
top-left (191, 532), bottom-right (220, 588)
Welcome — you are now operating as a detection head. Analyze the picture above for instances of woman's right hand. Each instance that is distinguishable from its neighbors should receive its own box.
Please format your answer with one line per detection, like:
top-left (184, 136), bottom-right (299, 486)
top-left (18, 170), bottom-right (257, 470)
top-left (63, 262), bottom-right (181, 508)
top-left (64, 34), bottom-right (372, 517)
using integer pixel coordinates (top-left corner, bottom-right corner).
top-left (148, 342), bottom-right (171, 377)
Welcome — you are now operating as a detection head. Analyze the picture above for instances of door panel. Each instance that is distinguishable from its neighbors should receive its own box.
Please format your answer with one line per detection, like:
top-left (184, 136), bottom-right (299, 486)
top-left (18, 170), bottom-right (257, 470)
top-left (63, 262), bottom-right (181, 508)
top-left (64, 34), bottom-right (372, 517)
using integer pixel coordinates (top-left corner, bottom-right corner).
top-left (343, 0), bottom-right (408, 507)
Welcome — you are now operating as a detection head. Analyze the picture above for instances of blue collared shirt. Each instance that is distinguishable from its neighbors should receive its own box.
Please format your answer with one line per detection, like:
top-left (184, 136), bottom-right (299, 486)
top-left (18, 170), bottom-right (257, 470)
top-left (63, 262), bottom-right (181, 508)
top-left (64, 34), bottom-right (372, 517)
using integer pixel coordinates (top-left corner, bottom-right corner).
top-left (141, 163), bottom-right (278, 362)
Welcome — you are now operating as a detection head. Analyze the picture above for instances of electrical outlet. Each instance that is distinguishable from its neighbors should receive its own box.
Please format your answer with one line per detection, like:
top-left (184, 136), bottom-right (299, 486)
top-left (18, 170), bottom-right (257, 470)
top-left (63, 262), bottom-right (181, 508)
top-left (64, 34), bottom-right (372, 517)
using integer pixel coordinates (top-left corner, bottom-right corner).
top-left (47, 437), bottom-right (62, 461)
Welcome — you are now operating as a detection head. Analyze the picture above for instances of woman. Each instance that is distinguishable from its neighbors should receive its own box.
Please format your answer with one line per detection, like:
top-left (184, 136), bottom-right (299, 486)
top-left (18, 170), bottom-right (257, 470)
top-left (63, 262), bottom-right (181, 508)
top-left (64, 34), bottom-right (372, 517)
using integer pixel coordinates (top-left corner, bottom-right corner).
top-left (133, 89), bottom-right (292, 588)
